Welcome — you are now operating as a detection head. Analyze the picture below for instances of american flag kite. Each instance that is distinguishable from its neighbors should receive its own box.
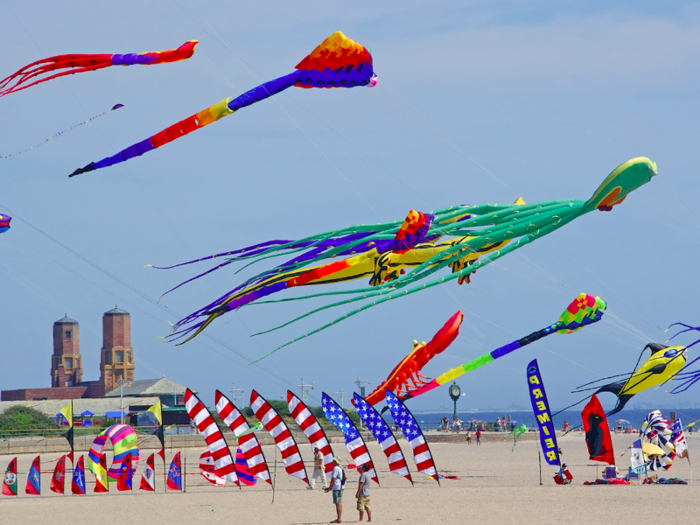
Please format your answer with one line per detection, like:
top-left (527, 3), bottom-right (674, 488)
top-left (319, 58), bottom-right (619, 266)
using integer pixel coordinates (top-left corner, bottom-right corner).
top-left (287, 390), bottom-right (335, 474)
top-left (250, 389), bottom-right (309, 484)
top-left (322, 392), bottom-right (379, 484)
top-left (385, 390), bottom-right (438, 483)
top-left (353, 393), bottom-right (413, 484)
top-left (215, 390), bottom-right (272, 486)
top-left (184, 388), bottom-right (239, 485)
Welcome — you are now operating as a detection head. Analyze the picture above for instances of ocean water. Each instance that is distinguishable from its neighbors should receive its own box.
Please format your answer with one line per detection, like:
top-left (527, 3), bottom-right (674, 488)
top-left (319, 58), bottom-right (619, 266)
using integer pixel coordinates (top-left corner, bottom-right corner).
top-left (410, 408), bottom-right (700, 430)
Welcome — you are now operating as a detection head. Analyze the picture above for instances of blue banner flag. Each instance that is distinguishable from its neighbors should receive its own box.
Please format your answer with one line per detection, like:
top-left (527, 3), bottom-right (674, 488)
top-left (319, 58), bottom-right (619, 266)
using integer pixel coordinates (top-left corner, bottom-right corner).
top-left (527, 359), bottom-right (561, 466)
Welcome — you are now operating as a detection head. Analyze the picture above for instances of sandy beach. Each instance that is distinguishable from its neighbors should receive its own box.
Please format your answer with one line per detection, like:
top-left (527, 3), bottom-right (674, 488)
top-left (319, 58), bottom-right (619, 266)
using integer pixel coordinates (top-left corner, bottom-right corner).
top-left (1, 432), bottom-right (697, 525)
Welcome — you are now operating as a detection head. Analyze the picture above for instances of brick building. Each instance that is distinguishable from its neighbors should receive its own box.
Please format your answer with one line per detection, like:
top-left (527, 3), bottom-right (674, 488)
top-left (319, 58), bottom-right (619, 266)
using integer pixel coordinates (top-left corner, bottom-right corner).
top-left (2, 307), bottom-right (137, 401)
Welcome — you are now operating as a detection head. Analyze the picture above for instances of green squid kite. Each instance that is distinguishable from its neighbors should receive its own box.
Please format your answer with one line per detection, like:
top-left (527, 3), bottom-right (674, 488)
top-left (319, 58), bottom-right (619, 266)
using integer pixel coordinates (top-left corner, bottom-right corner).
top-left (154, 157), bottom-right (656, 361)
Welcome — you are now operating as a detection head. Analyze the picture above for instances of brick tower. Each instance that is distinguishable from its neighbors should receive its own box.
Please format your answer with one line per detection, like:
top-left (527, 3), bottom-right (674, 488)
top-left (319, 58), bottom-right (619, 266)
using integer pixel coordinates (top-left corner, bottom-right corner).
top-left (51, 315), bottom-right (83, 387)
top-left (100, 307), bottom-right (135, 396)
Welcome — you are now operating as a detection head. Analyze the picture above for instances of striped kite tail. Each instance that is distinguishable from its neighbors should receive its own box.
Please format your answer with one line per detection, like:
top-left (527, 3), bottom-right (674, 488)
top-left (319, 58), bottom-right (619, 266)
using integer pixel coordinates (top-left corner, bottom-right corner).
top-left (69, 31), bottom-right (375, 177)
top-left (0, 41), bottom-right (197, 97)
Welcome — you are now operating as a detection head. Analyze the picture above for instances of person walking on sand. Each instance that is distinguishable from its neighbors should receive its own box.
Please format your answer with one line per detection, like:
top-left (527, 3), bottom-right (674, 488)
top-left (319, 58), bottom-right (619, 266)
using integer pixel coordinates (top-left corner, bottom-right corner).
top-left (476, 429), bottom-right (482, 446)
top-left (324, 456), bottom-right (345, 523)
top-left (309, 446), bottom-right (328, 490)
top-left (355, 464), bottom-right (372, 522)
top-left (466, 430), bottom-right (472, 445)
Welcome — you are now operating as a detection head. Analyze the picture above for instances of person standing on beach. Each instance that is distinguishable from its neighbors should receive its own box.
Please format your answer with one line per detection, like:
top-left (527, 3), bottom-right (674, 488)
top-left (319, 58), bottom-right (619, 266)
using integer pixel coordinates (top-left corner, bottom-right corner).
top-left (466, 430), bottom-right (472, 445)
top-left (563, 421), bottom-right (569, 433)
top-left (355, 464), bottom-right (372, 523)
top-left (309, 446), bottom-right (328, 490)
top-left (476, 429), bottom-right (482, 446)
top-left (324, 456), bottom-right (345, 523)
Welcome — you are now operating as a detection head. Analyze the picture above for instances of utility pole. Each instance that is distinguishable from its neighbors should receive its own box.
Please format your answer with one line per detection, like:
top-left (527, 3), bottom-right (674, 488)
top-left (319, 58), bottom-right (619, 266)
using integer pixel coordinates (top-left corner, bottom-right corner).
top-left (297, 378), bottom-right (314, 402)
top-left (354, 375), bottom-right (371, 398)
top-left (118, 377), bottom-right (129, 424)
top-left (334, 388), bottom-right (347, 409)
top-left (230, 384), bottom-right (245, 406)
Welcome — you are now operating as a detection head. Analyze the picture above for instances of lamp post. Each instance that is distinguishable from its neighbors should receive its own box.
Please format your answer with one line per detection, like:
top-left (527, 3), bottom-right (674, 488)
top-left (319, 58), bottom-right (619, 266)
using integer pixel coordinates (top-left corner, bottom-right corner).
top-left (449, 382), bottom-right (461, 423)
top-left (353, 375), bottom-right (371, 398)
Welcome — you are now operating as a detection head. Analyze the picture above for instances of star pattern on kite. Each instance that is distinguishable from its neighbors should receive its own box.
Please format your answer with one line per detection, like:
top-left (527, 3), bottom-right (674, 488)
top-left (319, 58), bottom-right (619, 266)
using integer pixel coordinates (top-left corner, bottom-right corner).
top-left (322, 396), bottom-right (359, 442)
top-left (386, 392), bottom-right (421, 440)
top-left (355, 397), bottom-right (393, 441)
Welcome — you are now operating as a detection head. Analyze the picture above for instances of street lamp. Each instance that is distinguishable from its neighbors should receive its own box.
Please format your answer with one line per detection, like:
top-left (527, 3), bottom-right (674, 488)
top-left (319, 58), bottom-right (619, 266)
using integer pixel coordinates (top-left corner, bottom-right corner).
top-left (449, 382), bottom-right (461, 422)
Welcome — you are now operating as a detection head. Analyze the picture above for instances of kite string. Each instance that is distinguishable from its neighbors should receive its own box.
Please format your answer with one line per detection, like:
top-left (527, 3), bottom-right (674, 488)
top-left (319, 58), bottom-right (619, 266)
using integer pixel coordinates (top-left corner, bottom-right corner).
top-left (0, 105), bottom-right (124, 159)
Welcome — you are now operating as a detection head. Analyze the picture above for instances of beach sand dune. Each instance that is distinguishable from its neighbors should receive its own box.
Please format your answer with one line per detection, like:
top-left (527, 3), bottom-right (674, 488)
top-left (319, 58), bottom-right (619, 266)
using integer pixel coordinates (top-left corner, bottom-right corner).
top-left (1, 433), bottom-right (697, 524)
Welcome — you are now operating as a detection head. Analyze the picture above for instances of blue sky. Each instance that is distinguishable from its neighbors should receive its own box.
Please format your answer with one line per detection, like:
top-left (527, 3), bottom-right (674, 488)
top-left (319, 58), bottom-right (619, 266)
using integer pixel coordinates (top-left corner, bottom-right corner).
top-left (1, 0), bottom-right (699, 413)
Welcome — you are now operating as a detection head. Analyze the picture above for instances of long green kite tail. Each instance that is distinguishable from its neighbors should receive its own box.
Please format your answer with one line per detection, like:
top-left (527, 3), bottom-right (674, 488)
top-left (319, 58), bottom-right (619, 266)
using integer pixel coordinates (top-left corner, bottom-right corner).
top-left (155, 157), bottom-right (653, 359)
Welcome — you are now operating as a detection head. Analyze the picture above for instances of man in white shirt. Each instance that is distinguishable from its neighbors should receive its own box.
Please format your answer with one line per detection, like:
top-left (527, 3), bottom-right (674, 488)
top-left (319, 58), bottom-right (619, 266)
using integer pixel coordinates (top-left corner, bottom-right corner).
top-left (309, 447), bottom-right (328, 490)
top-left (324, 456), bottom-right (344, 523)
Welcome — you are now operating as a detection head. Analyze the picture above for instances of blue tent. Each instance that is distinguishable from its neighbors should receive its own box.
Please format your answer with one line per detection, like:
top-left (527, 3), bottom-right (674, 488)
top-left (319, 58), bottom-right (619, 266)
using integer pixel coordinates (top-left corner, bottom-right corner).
top-left (105, 411), bottom-right (126, 418)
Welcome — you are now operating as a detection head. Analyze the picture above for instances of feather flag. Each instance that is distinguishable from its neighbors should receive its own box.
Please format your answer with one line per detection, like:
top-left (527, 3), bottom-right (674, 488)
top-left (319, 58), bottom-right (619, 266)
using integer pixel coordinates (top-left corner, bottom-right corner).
top-left (526, 360), bottom-right (561, 466)
top-left (50, 455), bottom-right (66, 494)
top-left (235, 448), bottom-right (256, 486)
top-left (2, 458), bottom-right (17, 496)
top-left (148, 400), bottom-right (166, 461)
top-left (140, 453), bottom-right (156, 491)
top-left (385, 391), bottom-right (438, 483)
top-left (672, 418), bottom-right (690, 461)
top-left (353, 393), bottom-right (412, 484)
top-left (322, 393), bottom-right (379, 484)
top-left (25, 456), bottom-right (41, 495)
top-left (94, 453), bottom-right (109, 493)
top-left (167, 452), bottom-right (182, 491)
top-left (582, 394), bottom-right (615, 466)
top-left (72, 455), bottom-right (86, 495)
top-left (287, 390), bottom-right (335, 474)
top-left (59, 401), bottom-right (74, 464)
top-left (250, 389), bottom-right (309, 484)
top-left (199, 449), bottom-right (226, 486)
top-left (215, 390), bottom-right (271, 486)
top-left (117, 453), bottom-right (133, 491)
top-left (184, 388), bottom-right (238, 484)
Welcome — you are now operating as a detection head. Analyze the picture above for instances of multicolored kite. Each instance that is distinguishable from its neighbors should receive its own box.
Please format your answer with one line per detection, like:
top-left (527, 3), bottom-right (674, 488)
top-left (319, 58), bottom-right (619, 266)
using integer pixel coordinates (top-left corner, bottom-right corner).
top-left (0, 214), bottom-right (11, 234)
top-left (153, 158), bottom-right (653, 359)
top-left (0, 41), bottom-right (197, 97)
top-left (362, 311), bottom-right (463, 406)
top-left (402, 293), bottom-right (606, 401)
top-left (87, 424), bottom-right (139, 480)
top-left (640, 410), bottom-right (676, 472)
top-left (69, 32), bottom-right (375, 176)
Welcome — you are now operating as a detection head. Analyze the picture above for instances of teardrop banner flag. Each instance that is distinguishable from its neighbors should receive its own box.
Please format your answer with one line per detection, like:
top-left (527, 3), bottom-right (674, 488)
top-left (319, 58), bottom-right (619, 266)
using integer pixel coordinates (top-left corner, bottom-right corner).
top-left (527, 359), bottom-right (561, 466)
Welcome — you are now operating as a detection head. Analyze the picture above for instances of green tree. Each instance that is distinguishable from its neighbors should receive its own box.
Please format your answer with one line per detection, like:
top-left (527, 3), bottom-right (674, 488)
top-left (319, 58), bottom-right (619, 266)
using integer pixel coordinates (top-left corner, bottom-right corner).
top-left (0, 406), bottom-right (61, 430)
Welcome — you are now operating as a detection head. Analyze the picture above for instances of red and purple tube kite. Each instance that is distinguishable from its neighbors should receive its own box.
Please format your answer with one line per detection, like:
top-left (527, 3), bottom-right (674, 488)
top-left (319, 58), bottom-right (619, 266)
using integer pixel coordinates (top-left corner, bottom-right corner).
top-left (69, 31), bottom-right (376, 177)
top-left (0, 40), bottom-right (198, 97)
